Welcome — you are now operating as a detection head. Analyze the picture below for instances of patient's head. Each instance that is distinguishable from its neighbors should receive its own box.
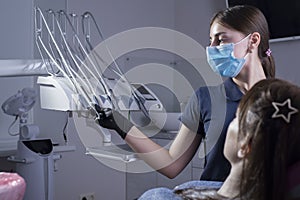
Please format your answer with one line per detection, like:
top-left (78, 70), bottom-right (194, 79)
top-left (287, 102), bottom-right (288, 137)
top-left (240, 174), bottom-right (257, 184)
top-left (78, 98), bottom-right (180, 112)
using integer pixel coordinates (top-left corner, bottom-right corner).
top-left (226, 78), bottom-right (300, 200)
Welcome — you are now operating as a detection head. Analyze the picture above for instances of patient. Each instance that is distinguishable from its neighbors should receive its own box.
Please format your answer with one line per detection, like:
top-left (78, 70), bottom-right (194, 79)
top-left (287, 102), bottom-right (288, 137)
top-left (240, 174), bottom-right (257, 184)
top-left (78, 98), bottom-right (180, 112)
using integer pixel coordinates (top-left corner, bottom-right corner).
top-left (139, 78), bottom-right (300, 200)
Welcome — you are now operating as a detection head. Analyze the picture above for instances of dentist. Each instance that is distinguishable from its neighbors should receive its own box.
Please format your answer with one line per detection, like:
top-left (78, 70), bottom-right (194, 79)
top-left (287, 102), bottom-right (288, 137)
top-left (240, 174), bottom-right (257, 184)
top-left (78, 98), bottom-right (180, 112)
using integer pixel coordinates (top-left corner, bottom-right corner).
top-left (96, 5), bottom-right (275, 183)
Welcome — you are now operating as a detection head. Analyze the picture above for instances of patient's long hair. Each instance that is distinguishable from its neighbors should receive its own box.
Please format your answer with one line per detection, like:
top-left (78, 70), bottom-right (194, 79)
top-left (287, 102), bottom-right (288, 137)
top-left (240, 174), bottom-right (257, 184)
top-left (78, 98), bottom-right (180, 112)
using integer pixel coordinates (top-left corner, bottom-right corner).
top-left (237, 78), bottom-right (300, 200)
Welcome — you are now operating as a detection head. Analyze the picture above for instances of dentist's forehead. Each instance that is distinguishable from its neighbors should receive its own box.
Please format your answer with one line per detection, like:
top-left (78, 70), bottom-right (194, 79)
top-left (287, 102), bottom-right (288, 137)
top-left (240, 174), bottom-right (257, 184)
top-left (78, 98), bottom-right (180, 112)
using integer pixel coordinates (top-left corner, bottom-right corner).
top-left (210, 22), bottom-right (245, 40)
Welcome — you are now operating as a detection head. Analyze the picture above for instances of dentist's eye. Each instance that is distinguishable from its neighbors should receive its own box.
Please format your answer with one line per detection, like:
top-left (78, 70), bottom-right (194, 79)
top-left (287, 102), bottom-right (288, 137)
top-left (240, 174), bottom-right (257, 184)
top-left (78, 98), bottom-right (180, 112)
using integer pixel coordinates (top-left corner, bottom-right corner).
top-left (218, 38), bottom-right (228, 45)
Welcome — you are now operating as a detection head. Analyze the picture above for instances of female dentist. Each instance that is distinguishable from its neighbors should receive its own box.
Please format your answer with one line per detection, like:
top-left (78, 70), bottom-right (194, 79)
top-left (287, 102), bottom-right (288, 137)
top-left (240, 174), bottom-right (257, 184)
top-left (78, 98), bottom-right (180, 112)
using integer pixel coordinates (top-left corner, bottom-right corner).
top-left (96, 5), bottom-right (275, 183)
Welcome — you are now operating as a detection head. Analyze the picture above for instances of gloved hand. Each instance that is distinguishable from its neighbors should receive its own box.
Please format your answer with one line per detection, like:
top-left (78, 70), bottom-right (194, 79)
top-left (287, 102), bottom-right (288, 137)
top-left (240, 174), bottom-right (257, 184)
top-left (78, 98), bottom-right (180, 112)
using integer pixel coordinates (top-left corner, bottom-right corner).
top-left (94, 104), bottom-right (133, 139)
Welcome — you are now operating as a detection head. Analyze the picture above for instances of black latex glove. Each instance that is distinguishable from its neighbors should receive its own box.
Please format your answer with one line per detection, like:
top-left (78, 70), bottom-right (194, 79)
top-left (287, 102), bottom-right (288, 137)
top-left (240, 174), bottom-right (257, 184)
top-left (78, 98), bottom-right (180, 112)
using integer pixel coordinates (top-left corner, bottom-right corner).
top-left (95, 104), bottom-right (133, 139)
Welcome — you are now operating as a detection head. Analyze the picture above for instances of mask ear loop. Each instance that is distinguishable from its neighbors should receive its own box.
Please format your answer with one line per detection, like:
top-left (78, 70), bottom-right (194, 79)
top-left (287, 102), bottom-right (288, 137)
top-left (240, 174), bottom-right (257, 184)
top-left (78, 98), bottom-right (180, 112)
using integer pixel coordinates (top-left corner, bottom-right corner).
top-left (234, 33), bottom-right (252, 46)
top-left (232, 33), bottom-right (252, 58)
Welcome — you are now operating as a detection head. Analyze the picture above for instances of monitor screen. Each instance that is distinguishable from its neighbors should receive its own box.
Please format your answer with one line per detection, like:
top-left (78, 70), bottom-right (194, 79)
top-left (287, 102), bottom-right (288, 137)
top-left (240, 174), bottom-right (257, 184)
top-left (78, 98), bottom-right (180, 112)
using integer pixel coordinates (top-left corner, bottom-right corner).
top-left (226, 0), bottom-right (300, 42)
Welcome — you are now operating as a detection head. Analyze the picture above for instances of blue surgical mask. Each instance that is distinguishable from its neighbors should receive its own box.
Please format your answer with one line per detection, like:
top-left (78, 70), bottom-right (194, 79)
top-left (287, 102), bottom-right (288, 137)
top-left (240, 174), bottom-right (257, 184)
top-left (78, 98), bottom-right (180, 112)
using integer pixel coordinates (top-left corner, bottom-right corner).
top-left (206, 34), bottom-right (250, 77)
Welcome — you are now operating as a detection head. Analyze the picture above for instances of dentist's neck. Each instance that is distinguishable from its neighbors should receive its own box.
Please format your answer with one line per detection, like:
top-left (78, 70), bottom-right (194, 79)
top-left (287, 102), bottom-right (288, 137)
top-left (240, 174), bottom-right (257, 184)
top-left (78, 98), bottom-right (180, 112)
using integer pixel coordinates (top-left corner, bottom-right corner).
top-left (233, 56), bottom-right (266, 93)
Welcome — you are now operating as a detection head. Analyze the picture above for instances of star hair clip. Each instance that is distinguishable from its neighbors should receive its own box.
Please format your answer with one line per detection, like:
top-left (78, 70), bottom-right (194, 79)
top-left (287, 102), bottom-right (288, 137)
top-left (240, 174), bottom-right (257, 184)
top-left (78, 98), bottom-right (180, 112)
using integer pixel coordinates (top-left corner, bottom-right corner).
top-left (272, 98), bottom-right (298, 123)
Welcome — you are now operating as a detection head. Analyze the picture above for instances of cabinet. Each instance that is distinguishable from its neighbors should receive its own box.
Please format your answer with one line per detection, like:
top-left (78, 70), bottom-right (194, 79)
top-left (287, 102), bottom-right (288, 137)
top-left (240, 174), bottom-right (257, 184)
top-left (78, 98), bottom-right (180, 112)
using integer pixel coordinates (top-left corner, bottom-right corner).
top-left (126, 137), bottom-right (205, 199)
top-left (126, 137), bottom-right (193, 200)
top-left (87, 132), bottom-right (205, 200)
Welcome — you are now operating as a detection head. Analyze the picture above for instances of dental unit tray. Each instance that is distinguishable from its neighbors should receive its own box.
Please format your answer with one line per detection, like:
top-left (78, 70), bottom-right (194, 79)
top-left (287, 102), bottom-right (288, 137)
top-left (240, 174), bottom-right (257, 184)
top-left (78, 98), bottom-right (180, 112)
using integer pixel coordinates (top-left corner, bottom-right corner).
top-left (86, 144), bottom-right (138, 162)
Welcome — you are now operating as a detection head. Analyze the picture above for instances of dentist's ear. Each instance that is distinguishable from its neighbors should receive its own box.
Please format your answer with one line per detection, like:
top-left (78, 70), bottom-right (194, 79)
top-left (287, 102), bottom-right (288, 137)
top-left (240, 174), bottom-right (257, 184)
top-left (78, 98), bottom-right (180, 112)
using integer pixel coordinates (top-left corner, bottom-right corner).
top-left (248, 32), bottom-right (261, 52)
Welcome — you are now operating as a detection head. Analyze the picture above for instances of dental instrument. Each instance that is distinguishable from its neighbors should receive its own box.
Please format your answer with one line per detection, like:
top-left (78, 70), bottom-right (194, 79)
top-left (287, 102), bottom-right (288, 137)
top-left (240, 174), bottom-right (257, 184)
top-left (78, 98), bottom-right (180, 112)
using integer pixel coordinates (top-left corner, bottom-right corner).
top-left (81, 12), bottom-right (151, 125)
top-left (35, 7), bottom-right (99, 113)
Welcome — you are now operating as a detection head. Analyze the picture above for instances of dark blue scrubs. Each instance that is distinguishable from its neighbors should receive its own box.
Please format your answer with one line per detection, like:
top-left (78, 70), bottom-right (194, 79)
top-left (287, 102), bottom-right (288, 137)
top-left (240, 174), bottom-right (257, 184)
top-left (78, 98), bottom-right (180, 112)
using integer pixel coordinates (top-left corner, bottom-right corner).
top-left (180, 78), bottom-right (243, 181)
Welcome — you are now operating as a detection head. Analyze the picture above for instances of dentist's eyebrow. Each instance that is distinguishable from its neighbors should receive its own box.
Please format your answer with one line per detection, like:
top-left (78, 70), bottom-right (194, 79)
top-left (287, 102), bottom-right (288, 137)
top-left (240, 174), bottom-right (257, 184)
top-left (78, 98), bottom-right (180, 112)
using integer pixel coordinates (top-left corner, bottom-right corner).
top-left (209, 32), bottom-right (227, 40)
